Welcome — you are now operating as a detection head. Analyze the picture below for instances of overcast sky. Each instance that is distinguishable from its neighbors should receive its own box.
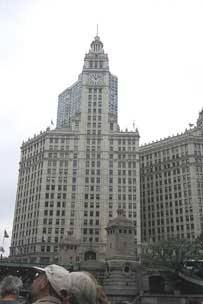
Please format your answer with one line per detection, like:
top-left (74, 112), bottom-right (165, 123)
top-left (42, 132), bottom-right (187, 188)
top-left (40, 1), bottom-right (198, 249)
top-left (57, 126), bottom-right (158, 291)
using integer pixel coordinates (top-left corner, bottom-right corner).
top-left (1, 0), bottom-right (203, 256)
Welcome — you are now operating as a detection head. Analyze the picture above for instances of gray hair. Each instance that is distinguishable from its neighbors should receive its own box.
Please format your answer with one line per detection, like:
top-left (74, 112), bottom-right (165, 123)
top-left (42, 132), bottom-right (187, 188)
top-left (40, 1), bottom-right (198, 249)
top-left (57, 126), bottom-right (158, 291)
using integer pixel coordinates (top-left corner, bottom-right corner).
top-left (66, 272), bottom-right (96, 304)
top-left (0, 275), bottom-right (23, 298)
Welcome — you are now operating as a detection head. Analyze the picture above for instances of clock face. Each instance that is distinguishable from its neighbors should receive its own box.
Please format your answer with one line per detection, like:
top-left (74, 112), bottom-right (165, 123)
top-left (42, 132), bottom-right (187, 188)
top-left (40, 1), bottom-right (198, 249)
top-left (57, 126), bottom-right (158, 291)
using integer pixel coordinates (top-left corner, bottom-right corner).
top-left (88, 73), bottom-right (103, 85)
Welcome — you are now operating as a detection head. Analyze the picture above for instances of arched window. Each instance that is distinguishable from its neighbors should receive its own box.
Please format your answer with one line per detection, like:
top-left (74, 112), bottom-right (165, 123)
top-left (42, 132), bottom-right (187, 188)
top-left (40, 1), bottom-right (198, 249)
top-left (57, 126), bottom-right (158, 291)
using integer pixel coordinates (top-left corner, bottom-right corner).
top-left (84, 250), bottom-right (96, 261)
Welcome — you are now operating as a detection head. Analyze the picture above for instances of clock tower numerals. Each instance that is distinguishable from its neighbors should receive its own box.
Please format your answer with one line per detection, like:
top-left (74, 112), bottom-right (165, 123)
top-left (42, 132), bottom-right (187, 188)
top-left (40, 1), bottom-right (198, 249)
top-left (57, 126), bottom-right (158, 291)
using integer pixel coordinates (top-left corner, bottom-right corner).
top-left (88, 73), bottom-right (103, 85)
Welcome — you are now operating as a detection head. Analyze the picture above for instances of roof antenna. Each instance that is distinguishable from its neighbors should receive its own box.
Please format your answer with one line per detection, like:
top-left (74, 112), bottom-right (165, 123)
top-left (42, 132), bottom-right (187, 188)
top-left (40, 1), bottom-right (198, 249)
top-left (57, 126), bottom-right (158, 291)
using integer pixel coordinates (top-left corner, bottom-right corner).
top-left (96, 24), bottom-right (99, 36)
top-left (133, 120), bottom-right (136, 131)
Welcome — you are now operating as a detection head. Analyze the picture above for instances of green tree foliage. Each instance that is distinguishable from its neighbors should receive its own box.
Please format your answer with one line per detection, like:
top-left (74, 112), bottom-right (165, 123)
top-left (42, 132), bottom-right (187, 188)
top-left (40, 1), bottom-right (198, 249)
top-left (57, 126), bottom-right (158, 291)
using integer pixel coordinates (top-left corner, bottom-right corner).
top-left (141, 237), bottom-right (203, 291)
top-left (142, 237), bottom-right (203, 273)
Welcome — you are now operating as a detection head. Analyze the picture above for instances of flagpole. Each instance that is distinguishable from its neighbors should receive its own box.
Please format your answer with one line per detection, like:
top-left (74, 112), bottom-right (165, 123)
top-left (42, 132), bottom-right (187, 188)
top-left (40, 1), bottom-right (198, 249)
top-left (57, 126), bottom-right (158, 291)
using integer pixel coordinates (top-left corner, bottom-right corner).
top-left (1, 230), bottom-right (10, 257)
top-left (1, 234), bottom-right (5, 259)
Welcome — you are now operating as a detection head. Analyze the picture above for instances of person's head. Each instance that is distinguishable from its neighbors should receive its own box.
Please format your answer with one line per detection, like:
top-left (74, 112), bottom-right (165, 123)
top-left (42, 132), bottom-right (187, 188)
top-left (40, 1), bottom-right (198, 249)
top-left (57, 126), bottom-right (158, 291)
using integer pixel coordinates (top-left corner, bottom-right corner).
top-left (82, 272), bottom-right (110, 304)
top-left (0, 275), bottom-right (23, 300)
top-left (64, 271), bottom-right (97, 304)
top-left (31, 264), bottom-right (70, 302)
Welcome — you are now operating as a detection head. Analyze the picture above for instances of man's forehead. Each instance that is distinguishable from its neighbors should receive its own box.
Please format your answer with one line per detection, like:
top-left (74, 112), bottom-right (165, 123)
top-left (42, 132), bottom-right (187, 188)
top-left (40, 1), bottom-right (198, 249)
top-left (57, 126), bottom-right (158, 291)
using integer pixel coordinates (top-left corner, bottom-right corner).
top-left (39, 272), bottom-right (47, 278)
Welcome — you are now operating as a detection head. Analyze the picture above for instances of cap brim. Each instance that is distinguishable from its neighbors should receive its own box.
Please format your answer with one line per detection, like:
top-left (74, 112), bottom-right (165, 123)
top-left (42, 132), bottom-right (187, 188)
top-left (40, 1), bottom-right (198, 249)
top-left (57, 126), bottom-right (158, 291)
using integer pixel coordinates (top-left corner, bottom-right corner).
top-left (33, 266), bottom-right (46, 272)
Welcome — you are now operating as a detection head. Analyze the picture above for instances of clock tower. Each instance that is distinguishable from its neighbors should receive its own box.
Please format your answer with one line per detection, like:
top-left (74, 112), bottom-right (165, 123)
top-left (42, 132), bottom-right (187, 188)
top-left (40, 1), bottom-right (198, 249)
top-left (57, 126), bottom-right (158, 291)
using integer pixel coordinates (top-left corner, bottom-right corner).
top-left (77, 35), bottom-right (118, 136)
top-left (56, 35), bottom-right (139, 262)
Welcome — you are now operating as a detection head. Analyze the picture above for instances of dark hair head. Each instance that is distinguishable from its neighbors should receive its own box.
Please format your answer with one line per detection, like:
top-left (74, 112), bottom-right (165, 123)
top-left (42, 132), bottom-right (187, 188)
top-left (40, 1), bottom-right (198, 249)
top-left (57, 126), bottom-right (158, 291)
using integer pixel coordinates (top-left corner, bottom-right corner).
top-left (0, 275), bottom-right (23, 298)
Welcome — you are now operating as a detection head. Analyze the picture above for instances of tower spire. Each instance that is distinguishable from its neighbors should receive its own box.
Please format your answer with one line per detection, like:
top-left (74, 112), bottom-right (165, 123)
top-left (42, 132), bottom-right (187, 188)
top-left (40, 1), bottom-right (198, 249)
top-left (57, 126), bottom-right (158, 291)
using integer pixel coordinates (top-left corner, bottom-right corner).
top-left (96, 24), bottom-right (99, 37)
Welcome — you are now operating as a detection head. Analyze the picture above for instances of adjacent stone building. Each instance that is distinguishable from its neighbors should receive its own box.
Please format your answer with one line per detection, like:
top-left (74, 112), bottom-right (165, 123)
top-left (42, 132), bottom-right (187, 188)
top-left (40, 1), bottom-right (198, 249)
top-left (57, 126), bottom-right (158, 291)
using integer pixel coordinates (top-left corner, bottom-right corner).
top-left (140, 110), bottom-right (203, 242)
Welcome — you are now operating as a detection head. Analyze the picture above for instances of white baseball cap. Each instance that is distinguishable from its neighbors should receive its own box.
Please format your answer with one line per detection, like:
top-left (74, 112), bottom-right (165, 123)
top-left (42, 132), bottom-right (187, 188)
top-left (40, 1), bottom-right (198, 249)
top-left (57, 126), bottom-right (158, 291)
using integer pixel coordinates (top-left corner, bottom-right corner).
top-left (34, 264), bottom-right (70, 298)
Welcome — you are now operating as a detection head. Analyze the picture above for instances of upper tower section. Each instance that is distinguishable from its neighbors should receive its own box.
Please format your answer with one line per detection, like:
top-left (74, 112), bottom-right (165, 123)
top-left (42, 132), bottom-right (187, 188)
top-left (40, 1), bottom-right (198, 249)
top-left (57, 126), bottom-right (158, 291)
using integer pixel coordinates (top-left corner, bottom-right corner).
top-left (56, 34), bottom-right (117, 128)
top-left (83, 35), bottom-right (109, 72)
top-left (91, 35), bottom-right (103, 52)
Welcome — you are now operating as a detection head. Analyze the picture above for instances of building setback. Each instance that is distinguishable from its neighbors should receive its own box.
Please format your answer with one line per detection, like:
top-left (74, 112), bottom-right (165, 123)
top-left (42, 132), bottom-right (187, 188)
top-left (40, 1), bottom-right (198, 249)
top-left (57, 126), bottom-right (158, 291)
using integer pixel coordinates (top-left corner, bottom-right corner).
top-left (10, 36), bottom-right (140, 264)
